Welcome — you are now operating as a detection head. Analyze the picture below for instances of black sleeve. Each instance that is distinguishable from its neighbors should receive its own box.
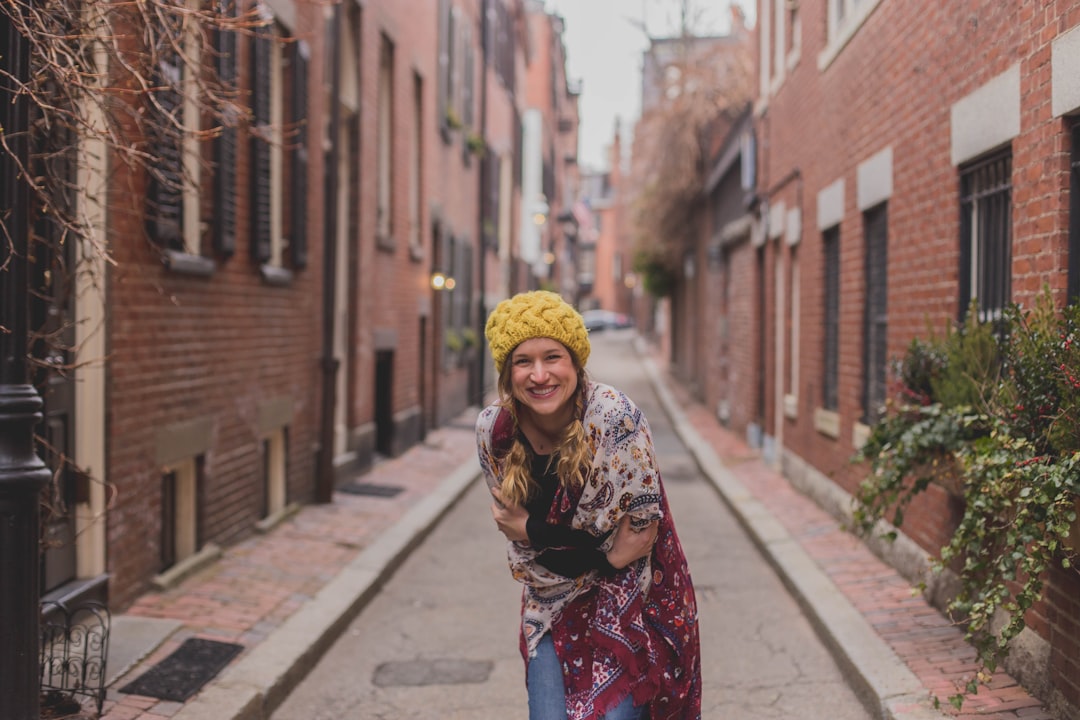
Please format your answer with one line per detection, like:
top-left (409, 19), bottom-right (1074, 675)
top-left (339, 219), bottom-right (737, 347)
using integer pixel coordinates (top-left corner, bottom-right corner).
top-left (526, 517), bottom-right (616, 577)
top-left (536, 547), bottom-right (617, 578)
top-left (526, 515), bottom-right (607, 551)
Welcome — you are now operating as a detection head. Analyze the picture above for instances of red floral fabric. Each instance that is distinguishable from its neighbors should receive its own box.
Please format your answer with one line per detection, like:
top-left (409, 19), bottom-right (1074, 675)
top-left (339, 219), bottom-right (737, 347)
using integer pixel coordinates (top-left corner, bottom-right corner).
top-left (477, 382), bottom-right (702, 720)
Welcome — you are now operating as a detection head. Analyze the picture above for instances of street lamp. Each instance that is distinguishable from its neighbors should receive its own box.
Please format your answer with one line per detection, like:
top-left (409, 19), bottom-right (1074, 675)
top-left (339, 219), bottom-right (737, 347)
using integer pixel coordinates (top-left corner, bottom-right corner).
top-left (430, 272), bottom-right (456, 291)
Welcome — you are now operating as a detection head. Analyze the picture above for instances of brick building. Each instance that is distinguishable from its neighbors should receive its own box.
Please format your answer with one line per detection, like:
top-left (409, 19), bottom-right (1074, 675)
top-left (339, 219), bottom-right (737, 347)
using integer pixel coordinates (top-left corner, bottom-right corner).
top-left (22, 0), bottom-right (579, 614)
top-left (521, 0), bottom-right (581, 302)
top-left (684, 0), bottom-right (1080, 712)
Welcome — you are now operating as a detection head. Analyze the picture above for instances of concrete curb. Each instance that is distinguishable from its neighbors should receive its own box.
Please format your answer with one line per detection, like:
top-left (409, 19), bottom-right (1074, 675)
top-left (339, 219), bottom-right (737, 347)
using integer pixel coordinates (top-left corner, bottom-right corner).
top-left (638, 347), bottom-right (950, 720)
top-left (173, 455), bottom-right (482, 720)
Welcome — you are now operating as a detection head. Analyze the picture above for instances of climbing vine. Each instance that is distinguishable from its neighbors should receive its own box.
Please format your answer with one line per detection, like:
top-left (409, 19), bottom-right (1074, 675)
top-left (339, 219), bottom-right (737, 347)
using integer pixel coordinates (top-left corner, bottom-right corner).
top-left (853, 289), bottom-right (1080, 708)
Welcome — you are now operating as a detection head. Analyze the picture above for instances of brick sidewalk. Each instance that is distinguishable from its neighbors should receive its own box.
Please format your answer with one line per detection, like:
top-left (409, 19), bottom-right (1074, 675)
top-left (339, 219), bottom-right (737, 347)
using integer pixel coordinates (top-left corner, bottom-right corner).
top-left (662, 371), bottom-right (1054, 720)
top-left (99, 413), bottom-right (479, 720)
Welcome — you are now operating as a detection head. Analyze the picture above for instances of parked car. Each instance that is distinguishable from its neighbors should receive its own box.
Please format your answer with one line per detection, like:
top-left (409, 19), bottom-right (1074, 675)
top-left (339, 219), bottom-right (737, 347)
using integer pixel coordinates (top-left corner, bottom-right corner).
top-left (581, 309), bottom-right (633, 332)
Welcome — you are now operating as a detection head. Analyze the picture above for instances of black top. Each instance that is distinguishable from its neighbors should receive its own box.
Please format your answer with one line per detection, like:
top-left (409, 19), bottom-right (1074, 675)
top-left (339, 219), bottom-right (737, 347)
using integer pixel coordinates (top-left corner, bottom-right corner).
top-left (526, 451), bottom-right (615, 577)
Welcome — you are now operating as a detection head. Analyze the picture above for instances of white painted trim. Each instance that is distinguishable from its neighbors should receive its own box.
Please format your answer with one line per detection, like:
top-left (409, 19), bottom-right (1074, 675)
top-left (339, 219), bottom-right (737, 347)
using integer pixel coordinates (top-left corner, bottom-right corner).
top-left (950, 64), bottom-right (1021, 166)
top-left (74, 12), bottom-right (110, 580)
top-left (768, 200), bottom-right (786, 240)
top-left (814, 408), bottom-right (840, 439)
top-left (856, 146), bottom-right (893, 211)
top-left (785, 206), bottom-right (802, 246)
top-left (817, 178), bottom-right (845, 231)
top-left (1052, 23), bottom-right (1080, 118)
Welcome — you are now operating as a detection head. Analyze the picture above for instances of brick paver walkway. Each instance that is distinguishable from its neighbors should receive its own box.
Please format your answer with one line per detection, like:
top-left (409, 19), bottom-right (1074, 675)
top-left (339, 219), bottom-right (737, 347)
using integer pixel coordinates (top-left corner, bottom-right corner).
top-left (99, 413), bottom-right (479, 720)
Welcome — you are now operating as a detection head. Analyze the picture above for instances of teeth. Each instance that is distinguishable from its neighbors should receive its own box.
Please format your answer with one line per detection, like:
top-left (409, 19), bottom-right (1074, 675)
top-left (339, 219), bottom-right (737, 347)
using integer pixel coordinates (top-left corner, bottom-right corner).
top-left (531, 387), bottom-right (557, 397)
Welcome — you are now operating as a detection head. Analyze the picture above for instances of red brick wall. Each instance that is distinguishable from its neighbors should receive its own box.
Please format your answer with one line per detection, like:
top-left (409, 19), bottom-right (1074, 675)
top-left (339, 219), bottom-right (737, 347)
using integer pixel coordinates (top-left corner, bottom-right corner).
top-left (751, 0), bottom-right (1080, 707)
top-left (1048, 565), bottom-right (1080, 710)
top-left (106, 0), bottom-right (326, 608)
top-left (758, 0), bottom-right (1076, 494)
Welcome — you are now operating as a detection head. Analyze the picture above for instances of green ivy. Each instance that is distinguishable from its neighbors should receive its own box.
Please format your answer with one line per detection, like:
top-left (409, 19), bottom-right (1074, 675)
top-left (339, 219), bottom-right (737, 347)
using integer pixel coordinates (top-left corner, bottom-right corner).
top-left (853, 286), bottom-right (1080, 709)
top-left (632, 248), bottom-right (675, 298)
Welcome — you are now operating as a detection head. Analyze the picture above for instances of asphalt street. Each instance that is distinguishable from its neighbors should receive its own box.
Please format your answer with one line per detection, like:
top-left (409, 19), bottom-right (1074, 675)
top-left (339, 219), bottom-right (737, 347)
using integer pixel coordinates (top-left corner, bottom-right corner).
top-left (271, 331), bottom-right (873, 720)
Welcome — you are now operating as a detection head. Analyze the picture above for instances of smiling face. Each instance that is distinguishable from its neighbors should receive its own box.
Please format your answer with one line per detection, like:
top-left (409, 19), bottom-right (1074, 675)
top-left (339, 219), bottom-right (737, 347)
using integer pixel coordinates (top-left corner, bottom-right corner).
top-left (508, 337), bottom-right (579, 424)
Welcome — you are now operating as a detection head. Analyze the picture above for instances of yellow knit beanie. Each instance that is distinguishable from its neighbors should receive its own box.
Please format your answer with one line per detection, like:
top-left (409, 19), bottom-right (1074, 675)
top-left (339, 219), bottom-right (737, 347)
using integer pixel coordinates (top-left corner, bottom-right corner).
top-left (485, 290), bottom-right (590, 373)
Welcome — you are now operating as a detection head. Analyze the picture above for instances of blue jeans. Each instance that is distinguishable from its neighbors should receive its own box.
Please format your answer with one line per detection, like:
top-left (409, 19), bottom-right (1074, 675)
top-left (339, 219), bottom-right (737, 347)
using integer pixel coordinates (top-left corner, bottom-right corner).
top-left (527, 634), bottom-right (645, 720)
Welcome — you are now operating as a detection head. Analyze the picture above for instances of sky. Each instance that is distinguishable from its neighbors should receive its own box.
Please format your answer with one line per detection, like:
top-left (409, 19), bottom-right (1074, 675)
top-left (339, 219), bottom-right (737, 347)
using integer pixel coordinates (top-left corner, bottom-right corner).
top-left (545, 0), bottom-right (754, 172)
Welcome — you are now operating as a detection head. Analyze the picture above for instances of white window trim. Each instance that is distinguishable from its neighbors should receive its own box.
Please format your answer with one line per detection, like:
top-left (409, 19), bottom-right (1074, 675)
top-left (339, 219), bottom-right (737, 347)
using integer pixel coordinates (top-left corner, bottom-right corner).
top-left (409, 73), bottom-right (422, 256)
top-left (786, 251), bottom-right (800, 420)
top-left (166, 457), bottom-right (199, 563)
top-left (786, 2), bottom-right (802, 72)
top-left (269, 31), bottom-right (285, 266)
top-left (377, 37), bottom-right (394, 242)
top-left (265, 427), bottom-right (287, 518)
top-left (181, 0), bottom-right (202, 255)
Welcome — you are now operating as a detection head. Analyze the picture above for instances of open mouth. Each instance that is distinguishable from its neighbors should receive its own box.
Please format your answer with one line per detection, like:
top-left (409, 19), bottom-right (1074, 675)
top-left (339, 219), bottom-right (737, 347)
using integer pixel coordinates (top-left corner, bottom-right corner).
top-left (528, 386), bottom-right (559, 399)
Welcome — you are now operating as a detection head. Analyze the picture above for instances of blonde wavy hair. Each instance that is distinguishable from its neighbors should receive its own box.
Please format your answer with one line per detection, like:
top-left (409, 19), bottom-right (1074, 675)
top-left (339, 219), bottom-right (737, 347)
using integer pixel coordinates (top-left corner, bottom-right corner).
top-left (495, 353), bottom-right (592, 507)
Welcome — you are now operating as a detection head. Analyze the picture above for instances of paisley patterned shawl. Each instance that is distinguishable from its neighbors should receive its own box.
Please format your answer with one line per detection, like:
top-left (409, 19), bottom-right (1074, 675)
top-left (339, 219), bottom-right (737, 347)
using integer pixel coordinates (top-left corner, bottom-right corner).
top-left (475, 381), bottom-right (702, 720)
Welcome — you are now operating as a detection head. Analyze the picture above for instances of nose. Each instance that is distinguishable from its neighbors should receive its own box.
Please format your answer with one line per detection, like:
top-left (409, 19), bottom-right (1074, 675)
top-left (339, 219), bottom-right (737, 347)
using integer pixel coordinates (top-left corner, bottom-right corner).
top-left (528, 360), bottom-right (549, 382)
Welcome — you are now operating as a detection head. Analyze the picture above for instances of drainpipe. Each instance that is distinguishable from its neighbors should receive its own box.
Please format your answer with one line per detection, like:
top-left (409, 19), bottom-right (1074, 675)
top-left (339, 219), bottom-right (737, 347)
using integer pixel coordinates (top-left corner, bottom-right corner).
top-left (473, 0), bottom-right (491, 408)
top-left (317, 2), bottom-right (342, 503)
top-left (0, 7), bottom-right (50, 718)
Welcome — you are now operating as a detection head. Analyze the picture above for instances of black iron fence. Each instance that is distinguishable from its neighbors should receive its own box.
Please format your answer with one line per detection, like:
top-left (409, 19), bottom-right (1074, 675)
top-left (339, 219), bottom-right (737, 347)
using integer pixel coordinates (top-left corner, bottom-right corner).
top-left (40, 600), bottom-right (111, 715)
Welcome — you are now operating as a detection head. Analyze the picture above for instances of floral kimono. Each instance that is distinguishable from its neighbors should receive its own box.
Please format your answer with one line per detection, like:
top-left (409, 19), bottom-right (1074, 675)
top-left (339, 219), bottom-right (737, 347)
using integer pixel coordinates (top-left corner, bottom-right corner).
top-left (476, 381), bottom-right (702, 720)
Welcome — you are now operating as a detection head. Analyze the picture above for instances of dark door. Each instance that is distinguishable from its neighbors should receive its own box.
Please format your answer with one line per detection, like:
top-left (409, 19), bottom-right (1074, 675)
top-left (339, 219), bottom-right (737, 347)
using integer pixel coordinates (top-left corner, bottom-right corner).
top-left (418, 317), bottom-right (427, 440)
top-left (375, 350), bottom-right (394, 456)
top-left (31, 132), bottom-right (79, 593)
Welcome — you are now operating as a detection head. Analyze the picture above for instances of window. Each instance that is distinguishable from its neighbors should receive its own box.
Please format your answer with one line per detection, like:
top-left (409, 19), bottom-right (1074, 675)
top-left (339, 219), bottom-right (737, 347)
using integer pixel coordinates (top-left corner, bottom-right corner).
top-left (760, 0), bottom-right (799, 93)
top-left (212, 0), bottom-right (239, 258)
top-left (823, 227), bottom-right (840, 411)
top-left (146, 0), bottom-right (202, 257)
top-left (377, 34), bottom-right (395, 247)
top-left (822, 0), bottom-right (883, 69)
top-left (438, 0), bottom-right (459, 139)
top-left (462, 21), bottom-right (475, 130)
top-left (1069, 122), bottom-right (1080, 304)
top-left (410, 72), bottom-right (423, 258)
top-left (785, 247), bottom-right (800, 419)
top-left (959, 150), bottom-right (1012, 321)
top-left (251, 17), bottom-right (309, 277)
top-left (160, 457), bottom-right (202, 571)
top-left (493, 0), bottom-right (516, 95)
top-left (786, 0), bottom-right (801, 67)
top-left (862, 204), bottom-right (888, 424)
top-left (439, 233), bottom-right (473, 368)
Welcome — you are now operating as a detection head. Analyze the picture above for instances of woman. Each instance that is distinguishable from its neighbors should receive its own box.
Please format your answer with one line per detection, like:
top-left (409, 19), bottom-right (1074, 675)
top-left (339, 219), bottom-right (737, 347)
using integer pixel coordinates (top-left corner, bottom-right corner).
top-left (475, 290), bottom-right (701, 720)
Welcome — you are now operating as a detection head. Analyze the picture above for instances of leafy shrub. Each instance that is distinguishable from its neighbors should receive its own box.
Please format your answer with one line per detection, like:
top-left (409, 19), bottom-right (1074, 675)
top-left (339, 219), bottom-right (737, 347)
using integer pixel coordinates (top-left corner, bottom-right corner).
top-left (853, 286), bottom-right (1080, 708)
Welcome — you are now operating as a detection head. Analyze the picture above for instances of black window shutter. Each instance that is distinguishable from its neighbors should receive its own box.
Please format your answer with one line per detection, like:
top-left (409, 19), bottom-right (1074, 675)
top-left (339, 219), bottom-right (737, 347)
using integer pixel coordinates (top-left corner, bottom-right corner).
top-left (213, 3), bottom-right (238, 258)
top-left (290, 40), bottom-right (309, 269)
top-left (148, 53), bottom-right (185, 250)
top-left (250, 23), bottom-right (273, 265)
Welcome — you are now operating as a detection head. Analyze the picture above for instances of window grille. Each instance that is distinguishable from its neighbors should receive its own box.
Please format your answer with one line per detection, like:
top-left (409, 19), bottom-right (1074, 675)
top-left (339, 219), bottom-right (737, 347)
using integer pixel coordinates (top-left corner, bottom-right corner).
top-left (822, 227), bottom-right (840, 411)
top-left (959, 150), bottom-right (1012, 321)
top-left (862, 204), bottom-right (888, 425)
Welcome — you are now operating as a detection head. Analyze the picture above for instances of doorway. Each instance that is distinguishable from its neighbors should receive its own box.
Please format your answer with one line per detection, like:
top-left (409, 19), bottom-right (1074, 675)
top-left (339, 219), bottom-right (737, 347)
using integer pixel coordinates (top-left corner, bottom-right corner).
top-left (375, 350), bottom-right (394, 456)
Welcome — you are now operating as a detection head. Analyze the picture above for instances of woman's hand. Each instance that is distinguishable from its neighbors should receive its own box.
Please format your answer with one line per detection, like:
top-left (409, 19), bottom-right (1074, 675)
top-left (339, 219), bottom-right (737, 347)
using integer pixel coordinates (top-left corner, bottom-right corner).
top-left (606, 515), bottom-right (659, 570)
top-left (491, 486), bottom-right (530, 542)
